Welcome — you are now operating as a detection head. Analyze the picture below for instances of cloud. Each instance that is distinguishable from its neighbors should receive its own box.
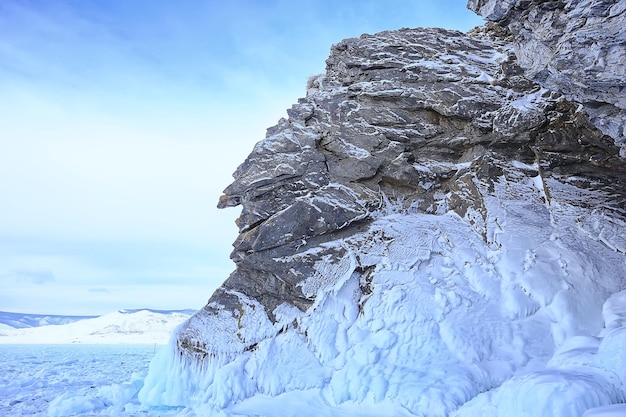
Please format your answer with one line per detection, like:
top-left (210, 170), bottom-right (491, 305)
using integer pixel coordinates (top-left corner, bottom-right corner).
top-left (0, 268), bottom-right (56, 285)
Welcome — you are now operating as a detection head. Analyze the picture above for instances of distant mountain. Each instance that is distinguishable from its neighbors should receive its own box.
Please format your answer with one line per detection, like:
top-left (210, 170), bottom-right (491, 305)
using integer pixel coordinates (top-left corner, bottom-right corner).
top-left (0, 309), bottom-right (195, 344)
top-left (0, 311), bottom-right (98, 329)
top-left (118, 308), bottom-right (197, 316)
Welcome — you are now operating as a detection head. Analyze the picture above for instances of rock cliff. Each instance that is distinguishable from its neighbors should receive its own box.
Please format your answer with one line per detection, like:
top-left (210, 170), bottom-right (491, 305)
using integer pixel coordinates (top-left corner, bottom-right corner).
top-left (139, 2), bottom-right (626, 416)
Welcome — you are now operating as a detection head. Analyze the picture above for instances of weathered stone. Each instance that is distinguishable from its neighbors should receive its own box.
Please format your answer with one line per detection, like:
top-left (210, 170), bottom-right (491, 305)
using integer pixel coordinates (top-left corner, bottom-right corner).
top-left (468, 0), bottom-right (626, 156)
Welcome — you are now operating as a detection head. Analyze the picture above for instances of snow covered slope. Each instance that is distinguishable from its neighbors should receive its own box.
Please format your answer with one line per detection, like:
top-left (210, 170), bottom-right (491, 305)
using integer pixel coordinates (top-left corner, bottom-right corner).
top-left (137, 5), bottom-right (626, 417)
top-left (0, 311), bottom-right (97, 329)
top-left (0, 309), bottom-right (194, 345)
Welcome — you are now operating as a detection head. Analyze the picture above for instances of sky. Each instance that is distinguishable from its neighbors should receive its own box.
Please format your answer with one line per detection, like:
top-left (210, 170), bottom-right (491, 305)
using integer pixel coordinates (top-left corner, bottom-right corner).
top-left (0, 0), bottom-right (484, 315)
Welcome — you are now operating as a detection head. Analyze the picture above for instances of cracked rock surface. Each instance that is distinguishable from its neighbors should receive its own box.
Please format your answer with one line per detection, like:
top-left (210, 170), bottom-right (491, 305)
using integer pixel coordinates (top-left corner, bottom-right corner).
top-left (468, 0), bottom-right (626, 156)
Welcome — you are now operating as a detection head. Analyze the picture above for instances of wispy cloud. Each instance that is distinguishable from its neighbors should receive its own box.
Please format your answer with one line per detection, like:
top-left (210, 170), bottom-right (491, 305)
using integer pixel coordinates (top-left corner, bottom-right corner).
top-left (0, 268), bottom-right (56, 285)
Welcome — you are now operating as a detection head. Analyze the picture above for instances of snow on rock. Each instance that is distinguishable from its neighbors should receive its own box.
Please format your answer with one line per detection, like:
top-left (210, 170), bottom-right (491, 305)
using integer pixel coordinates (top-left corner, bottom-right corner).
top-left (139, 7), bottom-right (626, 417)
top-left (455, 289), bottom-right (626, 416)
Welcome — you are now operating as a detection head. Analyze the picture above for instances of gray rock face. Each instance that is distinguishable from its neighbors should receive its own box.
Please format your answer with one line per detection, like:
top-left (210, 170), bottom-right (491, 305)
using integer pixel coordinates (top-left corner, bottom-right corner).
top-left (468, 0), bottom-right (626, 156)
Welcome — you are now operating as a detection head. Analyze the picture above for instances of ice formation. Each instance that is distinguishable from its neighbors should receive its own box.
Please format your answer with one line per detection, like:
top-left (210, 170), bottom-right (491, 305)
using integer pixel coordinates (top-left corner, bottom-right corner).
top-left (140, 198), bottom-right (626, 416)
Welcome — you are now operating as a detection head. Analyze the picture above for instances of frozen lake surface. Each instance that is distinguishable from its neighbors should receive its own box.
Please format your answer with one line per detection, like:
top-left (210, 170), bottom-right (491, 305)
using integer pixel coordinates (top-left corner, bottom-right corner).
top-left (2, 342), bottom-right (625, 417)
top-left (0, 343), bottom-right (416, 417)
top-left (0, 344), bottom-right (178, 417)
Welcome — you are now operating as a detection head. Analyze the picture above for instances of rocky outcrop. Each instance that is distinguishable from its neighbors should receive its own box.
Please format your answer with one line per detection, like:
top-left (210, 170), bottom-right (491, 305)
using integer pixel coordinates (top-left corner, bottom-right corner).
top-left (468, 0), bottom-right (626, 156)
top-left (139, 3), bottom-right (626, 416)
top-left (180, 23), bottom-right (625, 359)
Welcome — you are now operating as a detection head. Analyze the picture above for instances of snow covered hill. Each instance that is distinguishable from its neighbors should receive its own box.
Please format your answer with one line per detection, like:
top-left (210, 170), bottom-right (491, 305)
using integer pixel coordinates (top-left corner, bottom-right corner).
top-left (0, 309), bottom-right (194, 345)
top-left (0, 311), bottom-right (98, 329)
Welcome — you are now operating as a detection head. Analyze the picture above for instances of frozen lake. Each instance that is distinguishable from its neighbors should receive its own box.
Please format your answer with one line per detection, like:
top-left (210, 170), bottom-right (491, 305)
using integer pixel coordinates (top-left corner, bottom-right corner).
top-left (3, 343), bottom-right (624, 417)
top-left (0, 344), bottom-right (418, 417)
top-left (0, 344), bottom-right (175, 417)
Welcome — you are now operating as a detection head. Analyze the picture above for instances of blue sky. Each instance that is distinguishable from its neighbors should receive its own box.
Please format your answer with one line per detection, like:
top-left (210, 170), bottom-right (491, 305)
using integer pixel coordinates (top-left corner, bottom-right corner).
top-left (0, 1), bottom-right (483, 315)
